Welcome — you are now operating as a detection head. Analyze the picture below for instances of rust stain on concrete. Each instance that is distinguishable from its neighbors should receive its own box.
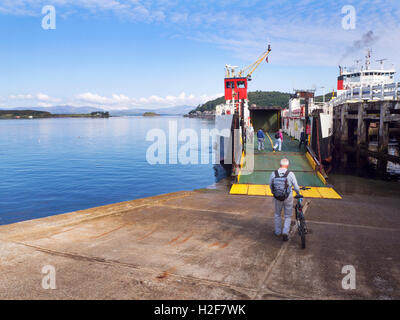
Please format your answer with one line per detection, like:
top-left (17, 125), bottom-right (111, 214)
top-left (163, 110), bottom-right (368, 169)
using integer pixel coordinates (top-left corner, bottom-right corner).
top-left (90, 222), bottom-right (134, 240)
top-left (136, 226), bottom-right (160, 241)
top-left (167, 231), bottom-right (193, 246)
top-left (156, 266), bottom-right (177, 280)
top-left (176, 232), bottom-right (193, 245)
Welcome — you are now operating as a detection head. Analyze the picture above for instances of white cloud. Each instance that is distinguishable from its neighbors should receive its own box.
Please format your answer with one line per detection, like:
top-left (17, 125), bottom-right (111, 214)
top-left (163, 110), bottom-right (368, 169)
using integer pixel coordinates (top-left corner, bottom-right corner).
top-left (0, 0), bottom-right (168, 22)
top-left (2, 91), bottom-right (222, 110)
top-left (2, 1), bottom-right (399, 68)
top-left (9, 93), bottom-right (61, 103)
top-left (76, 92), bottom-right (113, 104)
top-left (36, 93), bottom-right (50, 101)
top-left (9, 94), bottom-right (35, 100)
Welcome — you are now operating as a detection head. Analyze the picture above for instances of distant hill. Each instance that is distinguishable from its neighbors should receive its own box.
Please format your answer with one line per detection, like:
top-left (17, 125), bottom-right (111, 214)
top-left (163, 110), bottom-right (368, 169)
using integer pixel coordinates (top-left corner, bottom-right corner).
top-left (159, 105), bottom-right (194, 115)
top-left (189, 91), bottom-right (292, 114)
top-left (7, 106), bottom-right (103, 114)
top-left (111, 105), bottom-right (194, 116)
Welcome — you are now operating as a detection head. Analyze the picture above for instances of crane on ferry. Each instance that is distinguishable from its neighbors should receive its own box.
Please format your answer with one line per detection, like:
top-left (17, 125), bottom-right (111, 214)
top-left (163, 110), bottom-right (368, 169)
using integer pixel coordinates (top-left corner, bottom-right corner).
top-left (224, 44), bottom-right (271, 103)
top-left (225, 44), bottom-right (272, 81)
top-left (238, 44), bottom-right (272, 81)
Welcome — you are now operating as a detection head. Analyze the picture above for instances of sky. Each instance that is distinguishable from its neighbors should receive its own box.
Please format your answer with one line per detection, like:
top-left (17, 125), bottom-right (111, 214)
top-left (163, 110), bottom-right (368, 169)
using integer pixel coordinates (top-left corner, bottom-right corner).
top-left (1, 0), bottom-right (400, 110)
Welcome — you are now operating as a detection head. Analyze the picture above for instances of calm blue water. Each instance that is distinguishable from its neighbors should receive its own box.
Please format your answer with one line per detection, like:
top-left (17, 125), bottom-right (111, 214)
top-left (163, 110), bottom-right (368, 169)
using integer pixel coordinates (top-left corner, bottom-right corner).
top-left (0, 116), bottom-right (223, 225)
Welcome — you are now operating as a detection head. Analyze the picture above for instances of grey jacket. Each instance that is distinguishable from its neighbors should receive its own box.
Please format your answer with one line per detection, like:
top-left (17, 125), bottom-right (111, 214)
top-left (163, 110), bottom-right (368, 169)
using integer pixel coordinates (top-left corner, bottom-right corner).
top-left (269, 168), bottom-right (300, 197)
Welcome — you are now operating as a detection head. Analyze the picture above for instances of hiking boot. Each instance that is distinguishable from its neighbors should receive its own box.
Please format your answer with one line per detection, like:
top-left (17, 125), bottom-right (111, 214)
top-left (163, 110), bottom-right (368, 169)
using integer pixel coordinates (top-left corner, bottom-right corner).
top-left (282, 234), bottom-right (289, 242)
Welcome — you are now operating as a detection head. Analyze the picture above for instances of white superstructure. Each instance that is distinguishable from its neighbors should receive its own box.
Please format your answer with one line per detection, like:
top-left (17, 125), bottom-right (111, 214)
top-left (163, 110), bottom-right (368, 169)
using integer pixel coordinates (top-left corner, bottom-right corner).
top-left (338, 50), bottom-right (396, 96)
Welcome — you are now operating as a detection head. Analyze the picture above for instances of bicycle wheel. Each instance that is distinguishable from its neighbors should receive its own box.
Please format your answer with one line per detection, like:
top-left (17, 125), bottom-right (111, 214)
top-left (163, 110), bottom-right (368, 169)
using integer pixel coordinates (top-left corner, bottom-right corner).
top-left (299, 219), bottom-right (306, 249)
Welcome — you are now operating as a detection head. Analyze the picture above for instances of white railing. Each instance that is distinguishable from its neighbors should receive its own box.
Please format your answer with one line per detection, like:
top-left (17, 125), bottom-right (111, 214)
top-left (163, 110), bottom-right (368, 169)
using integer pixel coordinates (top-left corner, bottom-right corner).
top-left (330, 82), bottom-right (400, 107)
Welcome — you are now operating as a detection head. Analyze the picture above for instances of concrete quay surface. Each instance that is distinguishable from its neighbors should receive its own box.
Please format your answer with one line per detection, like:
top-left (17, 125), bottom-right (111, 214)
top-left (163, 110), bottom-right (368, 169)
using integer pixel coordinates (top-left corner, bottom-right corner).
top-left (0, 187), bottom-right (399, 300)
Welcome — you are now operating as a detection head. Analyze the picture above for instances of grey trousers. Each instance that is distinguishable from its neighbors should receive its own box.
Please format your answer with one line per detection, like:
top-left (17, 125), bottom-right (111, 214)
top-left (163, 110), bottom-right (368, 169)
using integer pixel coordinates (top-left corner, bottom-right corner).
top-left (257, 138), bottom-right (264, 151)
top-left (274, 196), bottom-right (294, 235)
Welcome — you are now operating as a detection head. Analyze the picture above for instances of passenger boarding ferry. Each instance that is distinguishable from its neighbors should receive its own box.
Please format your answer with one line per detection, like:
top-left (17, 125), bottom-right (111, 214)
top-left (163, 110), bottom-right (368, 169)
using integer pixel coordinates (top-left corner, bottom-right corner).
top-left (215, 47), bottom-right (397, 179)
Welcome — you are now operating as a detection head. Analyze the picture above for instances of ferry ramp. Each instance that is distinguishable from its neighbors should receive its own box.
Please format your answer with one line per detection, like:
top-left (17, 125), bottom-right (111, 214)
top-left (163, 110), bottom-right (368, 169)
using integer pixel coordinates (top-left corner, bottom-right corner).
top-left (230, 133), bottom-right (341, 199)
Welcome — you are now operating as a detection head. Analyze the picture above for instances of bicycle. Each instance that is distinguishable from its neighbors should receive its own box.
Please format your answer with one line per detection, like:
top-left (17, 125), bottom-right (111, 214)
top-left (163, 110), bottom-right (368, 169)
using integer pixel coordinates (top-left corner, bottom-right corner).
top-left (295, 187), bottom-right (310, 249)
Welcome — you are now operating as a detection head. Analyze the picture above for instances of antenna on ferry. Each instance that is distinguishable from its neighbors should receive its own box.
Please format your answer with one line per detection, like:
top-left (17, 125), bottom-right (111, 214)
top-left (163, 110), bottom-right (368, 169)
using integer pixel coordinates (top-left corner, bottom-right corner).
top-left (354, 59), bottom-right (361, 70)
top-left (376, 59), bottom-right (387, 70)
top-left (365, 49), bottom-right (372, 70)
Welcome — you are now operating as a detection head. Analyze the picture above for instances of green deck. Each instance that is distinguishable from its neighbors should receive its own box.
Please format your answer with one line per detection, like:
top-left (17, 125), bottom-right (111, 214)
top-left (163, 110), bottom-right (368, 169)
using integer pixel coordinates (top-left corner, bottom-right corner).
top-left (239, 133), bottom-right (325, 187)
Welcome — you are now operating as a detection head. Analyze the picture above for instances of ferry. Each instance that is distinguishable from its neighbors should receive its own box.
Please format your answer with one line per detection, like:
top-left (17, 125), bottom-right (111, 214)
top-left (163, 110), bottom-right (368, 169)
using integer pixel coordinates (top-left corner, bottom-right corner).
top-left (215, 47), bottom-right (397, 186)
top-left (281, 49), bottom-right (397, 171)
top-left (337, 50), bottom-right (396, 96)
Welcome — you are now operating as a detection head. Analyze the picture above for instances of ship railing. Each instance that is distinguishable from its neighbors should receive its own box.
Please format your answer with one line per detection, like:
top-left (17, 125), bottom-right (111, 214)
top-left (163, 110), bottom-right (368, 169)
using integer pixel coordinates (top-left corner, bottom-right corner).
top-left (329, 82), bottom-right (400, 107)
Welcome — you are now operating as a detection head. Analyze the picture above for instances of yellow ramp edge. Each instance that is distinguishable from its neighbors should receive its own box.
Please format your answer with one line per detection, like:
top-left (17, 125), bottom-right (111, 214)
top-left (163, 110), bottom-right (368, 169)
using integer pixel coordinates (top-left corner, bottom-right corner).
top-left (298, 187), bottom-right (323, 198)
top-left (317, 171), bottom-right (327, 185)
top-left (248, 185), bottom-right (267, 196)
top-left (230, 184), bottom-right (342, 199)
top-left (317, 187), bottom-right (342, 199)
top-left (230, 184), bottom-right (249, 195)
top-left (306, 152), bottom-right (317, 171)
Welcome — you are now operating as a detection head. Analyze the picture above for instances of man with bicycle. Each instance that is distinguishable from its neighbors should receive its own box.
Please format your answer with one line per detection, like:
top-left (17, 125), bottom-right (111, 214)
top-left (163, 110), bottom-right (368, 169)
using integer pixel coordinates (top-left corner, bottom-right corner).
top-left (269, 158), bottom-right (301, 241)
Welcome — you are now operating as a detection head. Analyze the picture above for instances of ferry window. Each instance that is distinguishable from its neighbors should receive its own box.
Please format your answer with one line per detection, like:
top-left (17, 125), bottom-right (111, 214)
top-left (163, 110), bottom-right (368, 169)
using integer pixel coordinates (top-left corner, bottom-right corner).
top-left (226, 81), bottom-right (235, 89)
top-left (237, 81), bottom-right (246, 88)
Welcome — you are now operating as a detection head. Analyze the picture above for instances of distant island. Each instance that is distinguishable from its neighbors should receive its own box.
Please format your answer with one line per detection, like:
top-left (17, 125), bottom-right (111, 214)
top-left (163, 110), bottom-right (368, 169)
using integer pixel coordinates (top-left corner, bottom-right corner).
top-left (143, 112), bottom-right (160, 117)
top-left (0, 110), bottom-right (110, 119)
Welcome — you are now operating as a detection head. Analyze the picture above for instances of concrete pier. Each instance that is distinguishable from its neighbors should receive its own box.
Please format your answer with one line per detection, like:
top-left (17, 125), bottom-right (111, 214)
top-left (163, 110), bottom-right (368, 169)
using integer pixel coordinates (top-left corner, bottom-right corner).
top-left (0, 187), bottom-right (399, 300)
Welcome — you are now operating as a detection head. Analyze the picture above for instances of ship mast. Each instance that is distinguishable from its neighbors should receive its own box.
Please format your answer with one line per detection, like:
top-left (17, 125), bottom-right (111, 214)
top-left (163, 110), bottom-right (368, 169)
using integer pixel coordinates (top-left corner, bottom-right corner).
top-left (365, 49), bottom-right (371, 70)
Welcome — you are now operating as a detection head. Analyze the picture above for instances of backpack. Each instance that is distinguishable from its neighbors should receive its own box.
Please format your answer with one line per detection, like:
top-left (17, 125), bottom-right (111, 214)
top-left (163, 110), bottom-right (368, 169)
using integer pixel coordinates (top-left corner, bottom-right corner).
top-left (271, 170), bottom-right (291, 201)
top-left (275, 132), bottom-right (280, 139)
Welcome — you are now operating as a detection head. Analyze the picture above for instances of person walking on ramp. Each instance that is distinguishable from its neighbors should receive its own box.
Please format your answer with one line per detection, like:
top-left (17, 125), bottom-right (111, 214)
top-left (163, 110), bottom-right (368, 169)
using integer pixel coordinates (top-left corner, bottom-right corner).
top-left (299, 129), bottom-right (307, 150)
top-left (269, 158), bottom-right (301, 241)
top-left (273, 129), bottom-right (283, 152)
top-left (257, 129), bottom-right (265, 151)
